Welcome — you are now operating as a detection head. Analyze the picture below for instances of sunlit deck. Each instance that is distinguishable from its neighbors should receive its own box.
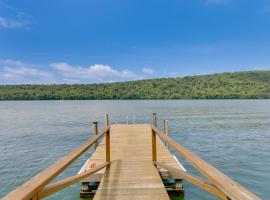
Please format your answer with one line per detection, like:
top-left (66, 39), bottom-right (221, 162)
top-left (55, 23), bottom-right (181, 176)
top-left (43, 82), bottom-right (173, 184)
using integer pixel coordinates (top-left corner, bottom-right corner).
top-left (79, 124), bottom-right (184, 199)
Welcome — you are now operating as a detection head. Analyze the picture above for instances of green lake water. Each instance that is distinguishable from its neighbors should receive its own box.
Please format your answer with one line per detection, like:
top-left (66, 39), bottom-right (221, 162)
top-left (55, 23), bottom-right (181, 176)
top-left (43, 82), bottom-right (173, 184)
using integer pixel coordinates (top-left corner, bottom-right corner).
top-left (0, 100), bottom-right (269, 199)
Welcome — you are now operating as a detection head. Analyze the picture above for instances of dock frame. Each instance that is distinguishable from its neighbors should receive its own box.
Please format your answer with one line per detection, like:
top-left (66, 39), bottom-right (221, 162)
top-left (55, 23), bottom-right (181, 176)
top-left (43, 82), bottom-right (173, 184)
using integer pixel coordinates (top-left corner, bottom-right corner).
top-left (2, 113), bottom-right (262, 200)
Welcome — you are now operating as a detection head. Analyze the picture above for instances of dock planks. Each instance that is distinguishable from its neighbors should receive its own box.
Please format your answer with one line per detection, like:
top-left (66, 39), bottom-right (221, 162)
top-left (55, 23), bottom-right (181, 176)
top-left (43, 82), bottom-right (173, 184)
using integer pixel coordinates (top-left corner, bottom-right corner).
top-left (81, 124), bottom-right (183, 200)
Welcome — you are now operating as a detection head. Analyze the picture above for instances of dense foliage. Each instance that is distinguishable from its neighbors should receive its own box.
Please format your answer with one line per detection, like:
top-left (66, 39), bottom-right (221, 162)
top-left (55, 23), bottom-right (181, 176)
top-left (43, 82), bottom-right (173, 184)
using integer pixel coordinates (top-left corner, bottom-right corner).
top-left (1, 71), bottom-right (270, 100)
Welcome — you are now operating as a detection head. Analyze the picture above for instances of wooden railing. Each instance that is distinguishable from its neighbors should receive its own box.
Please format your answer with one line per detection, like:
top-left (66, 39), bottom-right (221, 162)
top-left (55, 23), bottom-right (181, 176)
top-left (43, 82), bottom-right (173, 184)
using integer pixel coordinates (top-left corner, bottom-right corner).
top-left (2, 122), bottom-right (111, 200)
top-left (151, 124), bottom-right (262, 200)
top-left (2, 113), bottom-right (263, 200)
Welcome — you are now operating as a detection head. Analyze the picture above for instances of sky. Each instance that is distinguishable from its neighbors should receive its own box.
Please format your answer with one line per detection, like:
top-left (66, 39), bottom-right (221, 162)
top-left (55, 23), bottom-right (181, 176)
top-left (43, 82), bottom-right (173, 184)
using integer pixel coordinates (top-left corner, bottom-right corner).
top-left (1, 0), bottom-right (270, 84)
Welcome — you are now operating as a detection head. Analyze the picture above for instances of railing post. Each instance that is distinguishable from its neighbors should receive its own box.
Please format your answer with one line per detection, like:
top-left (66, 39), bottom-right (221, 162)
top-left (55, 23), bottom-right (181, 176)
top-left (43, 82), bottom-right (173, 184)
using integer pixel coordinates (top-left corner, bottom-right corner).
top-left (105, 113), bottom-right (109, 127)
top-left (152, 113), bottom-right (157, 127)
top-left (105, 113), bottom-right (110, 162)
top-left (152, 129), bottom-right (157, 162)
top-left (93, 122), bottom-right (98, 149)
top-left (163, 120), bottom-right (168, 147)
top-left (106, 129), bottom-right (110, 162)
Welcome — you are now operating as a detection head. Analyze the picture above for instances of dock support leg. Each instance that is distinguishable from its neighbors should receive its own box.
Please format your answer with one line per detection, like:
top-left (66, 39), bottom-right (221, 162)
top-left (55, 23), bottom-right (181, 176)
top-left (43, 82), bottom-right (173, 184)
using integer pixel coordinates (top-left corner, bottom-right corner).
top-left (105, 113), bottom-right (109, 127)
top-left (80, 182), bottom-right (91, 197)
top-left (152, 113), bottom-right (157, 127)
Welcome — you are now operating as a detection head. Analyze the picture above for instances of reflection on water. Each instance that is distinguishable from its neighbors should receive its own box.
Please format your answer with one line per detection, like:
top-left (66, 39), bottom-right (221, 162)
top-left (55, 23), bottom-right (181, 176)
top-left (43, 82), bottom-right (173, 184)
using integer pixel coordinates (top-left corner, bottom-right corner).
top-left (0, 100), bottom-right (269, 199)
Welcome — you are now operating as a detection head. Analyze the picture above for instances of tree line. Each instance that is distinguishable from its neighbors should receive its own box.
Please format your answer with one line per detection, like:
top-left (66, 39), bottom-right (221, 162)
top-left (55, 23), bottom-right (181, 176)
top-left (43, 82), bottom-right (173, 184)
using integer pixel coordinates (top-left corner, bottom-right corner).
top-left (0, 71), bottom-right (270, 100)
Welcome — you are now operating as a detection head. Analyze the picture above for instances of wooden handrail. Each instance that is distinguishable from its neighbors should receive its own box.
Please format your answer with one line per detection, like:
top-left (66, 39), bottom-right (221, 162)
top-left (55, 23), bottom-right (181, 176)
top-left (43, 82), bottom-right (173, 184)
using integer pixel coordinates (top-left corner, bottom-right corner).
top-left (151, 125), bottom-right (262, 200)
top-left (40, 162), bottom-right (110, 198)
top-left (2, 126), bottom-right (110, 200)
top-left (2, 121), bottom-right (262, 200)
top-left (154, 162), bottom-right (228, 200)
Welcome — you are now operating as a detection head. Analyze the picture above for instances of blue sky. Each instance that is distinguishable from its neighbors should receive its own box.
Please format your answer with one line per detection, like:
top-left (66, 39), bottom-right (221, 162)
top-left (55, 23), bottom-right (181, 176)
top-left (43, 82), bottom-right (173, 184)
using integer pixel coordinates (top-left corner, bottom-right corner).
top-left (1, 0), bottom-right (270, 84)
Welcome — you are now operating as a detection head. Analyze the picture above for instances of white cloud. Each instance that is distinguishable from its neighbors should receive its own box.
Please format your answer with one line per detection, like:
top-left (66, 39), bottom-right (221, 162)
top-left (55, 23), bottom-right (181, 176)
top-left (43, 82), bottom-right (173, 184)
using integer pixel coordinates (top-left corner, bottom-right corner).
top-left (142, 68), bottom-right (155, 75)
top-left (252, 66), bottom-right (270, 71)
top-left (50, 62), bottom-right (136, 81)
top-left (163, 70), bottom-right (179, 77)
top-left (0, 16), bottom-right (28, 29)
top-left (0, 1), bottom-right (30, 29)
top-left (3, 66), bottom-right (50, 79)
top-left (0, 59), bottom-right (53, 84)
top-left (0, 59), bottom-right (145, 84)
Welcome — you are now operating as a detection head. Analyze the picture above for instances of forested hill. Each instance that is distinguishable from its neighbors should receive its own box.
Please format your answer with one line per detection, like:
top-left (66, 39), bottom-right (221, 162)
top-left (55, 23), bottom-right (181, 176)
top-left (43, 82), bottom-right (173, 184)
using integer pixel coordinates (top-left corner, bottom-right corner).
top-left (1, 71), bottom-right (270, 100)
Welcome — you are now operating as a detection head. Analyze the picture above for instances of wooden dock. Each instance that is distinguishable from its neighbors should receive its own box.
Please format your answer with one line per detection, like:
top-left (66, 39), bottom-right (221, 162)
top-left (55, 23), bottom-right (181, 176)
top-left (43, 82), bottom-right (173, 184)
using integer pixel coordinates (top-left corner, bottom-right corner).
top-left (79, 124), bottom-right (184, 199)
top-left (2, 113), bottom-right (262, 200)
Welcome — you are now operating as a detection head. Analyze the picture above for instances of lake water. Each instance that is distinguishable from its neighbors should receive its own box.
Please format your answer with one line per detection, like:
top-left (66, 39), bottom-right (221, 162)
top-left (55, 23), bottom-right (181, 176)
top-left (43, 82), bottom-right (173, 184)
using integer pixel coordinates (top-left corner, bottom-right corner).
top-left (0, 100), bottom-right (269, 200)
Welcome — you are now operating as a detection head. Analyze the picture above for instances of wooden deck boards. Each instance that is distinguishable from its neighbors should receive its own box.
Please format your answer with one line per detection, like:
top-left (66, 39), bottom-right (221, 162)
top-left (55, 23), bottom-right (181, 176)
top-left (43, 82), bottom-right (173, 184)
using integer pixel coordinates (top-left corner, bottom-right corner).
top-left (82, 124), bottom-right (182, 200)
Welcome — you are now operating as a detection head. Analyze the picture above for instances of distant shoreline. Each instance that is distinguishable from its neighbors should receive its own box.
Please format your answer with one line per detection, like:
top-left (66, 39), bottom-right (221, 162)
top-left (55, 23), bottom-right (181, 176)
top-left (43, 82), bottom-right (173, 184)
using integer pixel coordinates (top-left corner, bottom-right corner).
top-left (1, 71), bottom-right (270, 100)
top-left (1, 99), bottom-right (270, 101)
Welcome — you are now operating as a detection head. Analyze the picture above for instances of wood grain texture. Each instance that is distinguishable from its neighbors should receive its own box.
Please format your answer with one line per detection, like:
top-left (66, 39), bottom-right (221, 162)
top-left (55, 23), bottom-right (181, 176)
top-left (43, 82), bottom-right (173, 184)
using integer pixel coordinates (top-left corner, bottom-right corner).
top-left (86, 124), bottom-right (182, 200)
